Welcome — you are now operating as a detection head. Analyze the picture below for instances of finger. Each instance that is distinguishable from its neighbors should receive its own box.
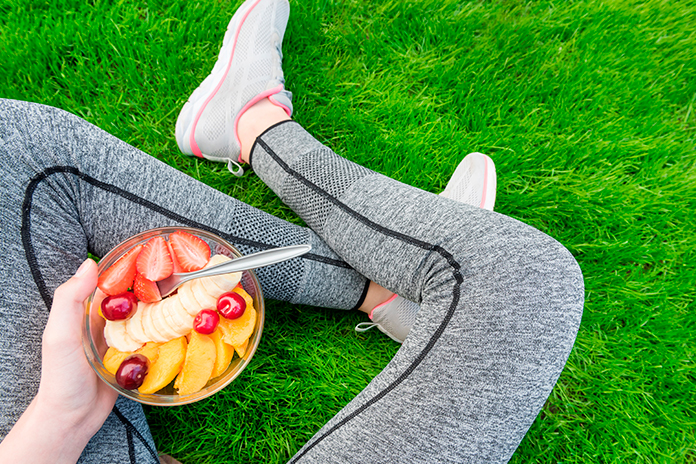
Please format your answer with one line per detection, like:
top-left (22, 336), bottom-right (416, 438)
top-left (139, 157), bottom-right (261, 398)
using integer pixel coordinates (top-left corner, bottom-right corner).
top-left (44, 258), bottom-right (98, 343)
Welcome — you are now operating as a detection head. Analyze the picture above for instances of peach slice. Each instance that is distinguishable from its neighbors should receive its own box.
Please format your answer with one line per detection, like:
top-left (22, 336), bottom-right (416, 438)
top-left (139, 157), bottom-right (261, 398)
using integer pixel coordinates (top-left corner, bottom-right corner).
top-left (218, 288), bottom-right (256, 347)
top-left (234, 339), bottom-right (249, 359)
top-left (235, 286), bottom-right (254, 309)
top-left (103, 347), bottom-right (130, 375)
top-left (102, 342), bottom-right (160, 375)
top-left (139, 336), bottom-right (187, 394)
top-left (175, 331), bottom-right (216, 395)
top-left (209, 328), bottom-right (235, 379)
top-left (137, 342), bottom-right (161, 364)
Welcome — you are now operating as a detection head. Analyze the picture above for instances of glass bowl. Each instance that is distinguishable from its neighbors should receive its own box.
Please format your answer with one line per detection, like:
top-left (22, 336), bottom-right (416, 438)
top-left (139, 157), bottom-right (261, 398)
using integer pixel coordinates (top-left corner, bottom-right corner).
top-left (82, 226), bottom-right (265, 406)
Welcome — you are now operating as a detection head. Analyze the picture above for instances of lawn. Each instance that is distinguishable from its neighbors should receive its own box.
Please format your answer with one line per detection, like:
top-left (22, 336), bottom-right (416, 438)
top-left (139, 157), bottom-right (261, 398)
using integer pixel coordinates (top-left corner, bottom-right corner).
top-left (1, 0), bottom-right (695, 462)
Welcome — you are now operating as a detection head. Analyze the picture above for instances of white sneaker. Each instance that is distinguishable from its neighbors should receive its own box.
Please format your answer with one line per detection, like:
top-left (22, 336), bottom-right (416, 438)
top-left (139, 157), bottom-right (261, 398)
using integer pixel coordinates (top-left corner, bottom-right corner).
top-left (440, 152), bottom-right (496, 210)
top-left (355, 153), bottom-right (497, 343)
top-left (355, 295), bottom-right (417, 343)
top-left (175, 0), bottom-right (292, 176)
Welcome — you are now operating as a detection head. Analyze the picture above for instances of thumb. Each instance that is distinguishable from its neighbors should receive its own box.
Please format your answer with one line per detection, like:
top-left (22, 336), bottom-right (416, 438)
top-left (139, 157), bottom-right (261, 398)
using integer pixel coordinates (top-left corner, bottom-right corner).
top-left (45, 258), bottom-right (98, 340)
top-left (57, 258), bottom-right (99, 305)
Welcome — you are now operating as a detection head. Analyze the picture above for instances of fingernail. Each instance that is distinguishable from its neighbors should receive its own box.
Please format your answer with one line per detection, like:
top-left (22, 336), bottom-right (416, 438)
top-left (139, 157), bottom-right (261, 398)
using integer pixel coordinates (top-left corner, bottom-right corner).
top-left (75, 258), bottom-right (92, 277)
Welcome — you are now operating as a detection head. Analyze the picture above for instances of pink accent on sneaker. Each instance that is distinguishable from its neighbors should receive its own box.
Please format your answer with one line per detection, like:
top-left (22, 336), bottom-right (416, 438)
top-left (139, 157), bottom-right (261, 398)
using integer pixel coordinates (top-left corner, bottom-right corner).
top-left (233, 84), bottom-right (286, 162)
top-left (480, 154), bottom-right (491, 209)
top-left (368, 293), bottom-right (398, 319)
top-left (268, 94), bottom-right (293, 116)
top-left (188, 0), bottom-right (263, 158)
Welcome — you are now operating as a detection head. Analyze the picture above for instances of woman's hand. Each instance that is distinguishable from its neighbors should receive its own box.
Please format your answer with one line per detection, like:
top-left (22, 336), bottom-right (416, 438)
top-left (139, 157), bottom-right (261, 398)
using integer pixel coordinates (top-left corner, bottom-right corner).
top-left (37, 257), bottom-right (118, 437)
top-left (0, 258), bottom-right (118, 463)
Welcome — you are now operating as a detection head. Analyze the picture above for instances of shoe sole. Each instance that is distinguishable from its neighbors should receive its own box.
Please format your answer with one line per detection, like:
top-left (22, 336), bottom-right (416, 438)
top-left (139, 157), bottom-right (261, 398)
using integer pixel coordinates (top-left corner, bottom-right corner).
top-left (176, 0), bottom-right (290, 160)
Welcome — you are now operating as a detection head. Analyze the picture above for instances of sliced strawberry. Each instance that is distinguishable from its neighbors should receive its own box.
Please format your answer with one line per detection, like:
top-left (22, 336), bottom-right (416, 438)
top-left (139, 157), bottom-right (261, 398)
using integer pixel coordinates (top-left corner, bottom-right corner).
top-left (136, 236), bottom-right (173, 281)
top-left (133, 272), bottom-right (162, 303)
top-left (97, 244), bottom-right (143, 295)
top-left (169, 230), bottom-right (210, 272)
top-left (166, 240), bottom-right (184, 274)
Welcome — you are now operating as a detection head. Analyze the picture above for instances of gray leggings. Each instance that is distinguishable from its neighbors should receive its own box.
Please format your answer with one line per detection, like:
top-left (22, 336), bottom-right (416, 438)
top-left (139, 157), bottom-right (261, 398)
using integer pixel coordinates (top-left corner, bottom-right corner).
top-left (0, 99), bottom-right (583, 463)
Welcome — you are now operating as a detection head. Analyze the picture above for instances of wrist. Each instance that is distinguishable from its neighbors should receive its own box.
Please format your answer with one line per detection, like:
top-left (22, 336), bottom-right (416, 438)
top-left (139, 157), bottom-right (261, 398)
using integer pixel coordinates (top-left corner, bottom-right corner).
top-left (17, 396), bottom-right (93, 463)
top-left (33, 392), bottom-right (96, 444)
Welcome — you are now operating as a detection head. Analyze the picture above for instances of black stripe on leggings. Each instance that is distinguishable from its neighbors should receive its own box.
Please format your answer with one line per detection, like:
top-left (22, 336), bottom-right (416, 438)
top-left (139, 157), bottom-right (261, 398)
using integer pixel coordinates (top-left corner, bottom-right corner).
top-left (248, 118), bottom-right (295, 167)
top-left (256, 135), bottom-right (464, 462)
top-left (113, 405), bottom-right (160, 463)
top-left (349, 278), bottom-right (371, 312)
top-left (126, 427), bottom-right (136, 463)
top-left (21, 166), bottom-right (352, 309)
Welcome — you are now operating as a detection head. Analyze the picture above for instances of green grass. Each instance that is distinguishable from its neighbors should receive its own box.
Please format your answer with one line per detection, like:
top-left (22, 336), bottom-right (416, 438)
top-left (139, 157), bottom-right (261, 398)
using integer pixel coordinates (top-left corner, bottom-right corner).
top-left (2, 0), bottom-right (695, 462)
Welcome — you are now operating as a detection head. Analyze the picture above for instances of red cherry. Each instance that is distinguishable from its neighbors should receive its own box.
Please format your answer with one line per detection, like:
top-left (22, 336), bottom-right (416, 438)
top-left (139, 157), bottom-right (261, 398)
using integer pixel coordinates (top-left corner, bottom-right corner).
top-left (193, 309), bottom-right (220, 334)
top-left (115, 354), bottom-right (149, 390)
top-left (101, 291), bottom-right (138, 321)
top-left (217, 292), bottom-right (246, 320)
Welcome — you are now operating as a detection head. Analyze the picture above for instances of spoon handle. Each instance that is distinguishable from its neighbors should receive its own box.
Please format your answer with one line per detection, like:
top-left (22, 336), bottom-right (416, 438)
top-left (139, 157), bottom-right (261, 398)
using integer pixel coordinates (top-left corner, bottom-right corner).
top-left (158, 244), bottom-right (311, 297)
top-left (184, 244), bottom-right (311, 280)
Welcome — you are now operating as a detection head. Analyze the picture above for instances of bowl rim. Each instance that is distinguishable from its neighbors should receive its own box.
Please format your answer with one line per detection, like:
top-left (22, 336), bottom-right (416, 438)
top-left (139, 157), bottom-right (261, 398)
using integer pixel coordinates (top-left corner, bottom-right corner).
top-left (82, 226), bottom-right (265, 406)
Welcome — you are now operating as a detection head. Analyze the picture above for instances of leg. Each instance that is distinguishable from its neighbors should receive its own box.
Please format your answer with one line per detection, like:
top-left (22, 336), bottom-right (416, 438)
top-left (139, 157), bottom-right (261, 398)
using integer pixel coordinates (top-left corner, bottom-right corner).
top-left (174, 0), bottom-right (584, 458)
top-left (0, 99), bottom-right (368, 462)
top-left (245, 119), bottom-right (584, 463)
top-left (174, 0), bottom-right (499, 344)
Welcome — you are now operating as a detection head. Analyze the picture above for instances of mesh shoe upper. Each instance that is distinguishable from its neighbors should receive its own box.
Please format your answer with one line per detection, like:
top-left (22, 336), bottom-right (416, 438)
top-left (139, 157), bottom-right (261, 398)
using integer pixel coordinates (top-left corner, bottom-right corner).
top-left (440, 152), bottom-right (496, 210)
top-left (175, 0), bottom-right (292, 167)
top-left (355, 295), bottom-right (419, 343)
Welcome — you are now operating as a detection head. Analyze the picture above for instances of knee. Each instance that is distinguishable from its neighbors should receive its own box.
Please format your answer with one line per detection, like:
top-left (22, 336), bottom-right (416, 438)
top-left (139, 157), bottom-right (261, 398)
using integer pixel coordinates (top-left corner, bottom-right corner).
top-left (509, 230), bottom-right (585, 344)
top-left (0, 99), bottom-right (78, 141)
top-left (464, 217), bottom-right (585, 337)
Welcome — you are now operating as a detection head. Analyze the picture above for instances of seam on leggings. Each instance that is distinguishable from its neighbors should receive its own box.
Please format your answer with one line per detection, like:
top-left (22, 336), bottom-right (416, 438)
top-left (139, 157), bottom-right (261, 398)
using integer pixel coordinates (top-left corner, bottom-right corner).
top-left (113, 405), bottom-right (160, 463)
top-left (256, 138), bottom-right (464, 462)
top-left (126, 427), bottom-right (136, 463)
top-left (248, 119), bottom-right (295, 168)
top-left (21, 166), bottom-right (351, 309)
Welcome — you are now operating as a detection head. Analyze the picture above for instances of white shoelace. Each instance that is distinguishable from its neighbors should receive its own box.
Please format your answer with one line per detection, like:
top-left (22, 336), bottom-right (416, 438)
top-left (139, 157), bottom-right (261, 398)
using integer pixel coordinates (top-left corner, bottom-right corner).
top-left (354, 322), bottom-right (380, 333)
top-left (227, 159), bottom-right (245, 177)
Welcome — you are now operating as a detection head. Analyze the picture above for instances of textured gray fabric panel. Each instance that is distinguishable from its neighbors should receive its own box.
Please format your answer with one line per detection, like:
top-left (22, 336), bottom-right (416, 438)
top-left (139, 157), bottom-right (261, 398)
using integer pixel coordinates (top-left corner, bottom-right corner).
top-left (0, 99), bottom-right (367, 462)
top-left (78, 398), bottom-right (160, 464)
top-left (251, 121), bottom-right (584, 464)
top-left (251, 124), bottom-right (372, 237)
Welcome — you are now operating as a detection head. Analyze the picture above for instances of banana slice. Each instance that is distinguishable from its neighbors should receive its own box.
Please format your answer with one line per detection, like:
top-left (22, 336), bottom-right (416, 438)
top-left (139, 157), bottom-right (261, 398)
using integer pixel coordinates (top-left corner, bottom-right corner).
top-left (126, 302), bottom-right (150, 344)
top-left (151, 298), bottom-right (181, 341)
top-left (161, 296), bottom-right (180, 334)
top-left (104, 320), bottom-right (143, 352)
top-left (207, 255), bottom-right (242, 292)
top-left (199, 275), bottom-right (226, 298)
top-left (171, 296), bottom-right (195, 333)
top-left (177, 282), bottom-right (201, 316)
top-left (190, 279), bottom-right (218, 309)
top-left (209, 272), bottom-right (242, 292)
top-left (141, 303), bottom-right (168, 343)
top-left (199, 255), bottom-right (230, 295)
top-left (163, 295), bottom-right (194, 336)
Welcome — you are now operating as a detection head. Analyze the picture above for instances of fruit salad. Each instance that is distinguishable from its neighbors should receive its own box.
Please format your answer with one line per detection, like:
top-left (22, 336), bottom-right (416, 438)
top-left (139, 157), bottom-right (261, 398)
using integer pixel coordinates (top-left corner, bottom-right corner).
top-left (95, 230), bottom-right (258, 396)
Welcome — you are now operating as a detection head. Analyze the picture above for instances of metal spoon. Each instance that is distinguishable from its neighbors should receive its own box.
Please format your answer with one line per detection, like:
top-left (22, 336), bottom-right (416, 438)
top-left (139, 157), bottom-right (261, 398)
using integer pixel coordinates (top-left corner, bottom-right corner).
top-left (157, 244), bottom-right (312, 297)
